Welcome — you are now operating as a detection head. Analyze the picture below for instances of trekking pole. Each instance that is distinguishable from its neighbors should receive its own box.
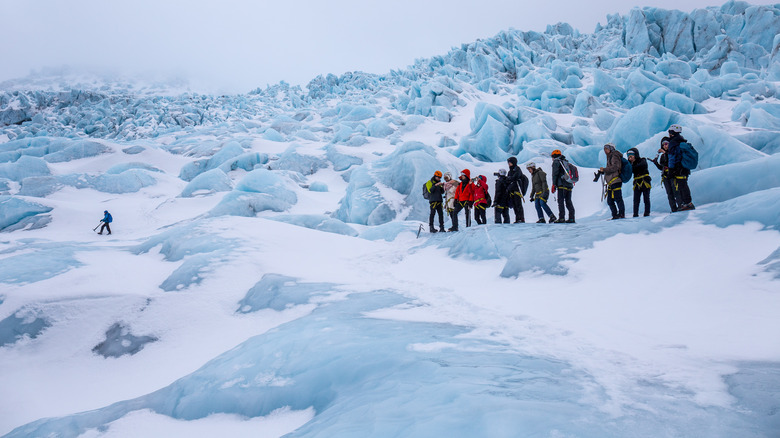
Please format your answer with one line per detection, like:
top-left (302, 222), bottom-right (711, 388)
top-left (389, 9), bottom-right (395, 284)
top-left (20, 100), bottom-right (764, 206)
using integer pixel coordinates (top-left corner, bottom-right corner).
top-left (600, 175), bottom-right (606, 202)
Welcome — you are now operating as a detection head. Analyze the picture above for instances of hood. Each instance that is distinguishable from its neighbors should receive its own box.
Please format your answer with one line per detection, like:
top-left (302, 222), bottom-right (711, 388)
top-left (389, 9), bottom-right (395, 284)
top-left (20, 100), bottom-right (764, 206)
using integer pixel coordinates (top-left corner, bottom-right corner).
top-left (627, 147), bottom-right (641, 159)
top-left (460, 169), bottom-right (471, 179)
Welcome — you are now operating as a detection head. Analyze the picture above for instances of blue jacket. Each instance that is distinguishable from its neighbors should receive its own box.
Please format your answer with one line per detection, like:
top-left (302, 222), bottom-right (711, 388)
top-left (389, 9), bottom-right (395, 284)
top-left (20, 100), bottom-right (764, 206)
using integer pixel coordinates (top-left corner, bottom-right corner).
top-left (102, 212), bottom-right (112, 223)
top-left (667, 133), bottom-right (686, 169)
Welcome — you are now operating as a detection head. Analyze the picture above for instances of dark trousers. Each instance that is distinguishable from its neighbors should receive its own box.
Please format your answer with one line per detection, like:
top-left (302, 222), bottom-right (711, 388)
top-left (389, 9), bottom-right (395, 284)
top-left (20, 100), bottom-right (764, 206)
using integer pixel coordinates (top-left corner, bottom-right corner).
top-left (474, 203), bottom-right (487, 224)
top-left (429, 202), bottom-right (445, 230)
top-left (673, 176), bottom-right (692, 206)
top-left (662, 177), bottom-right (678, 212)
top-left (556, 188), bottom-right (574, 220)
top-left (99, 222), bottom-right (112, 234)
top-left (633, 185), bottom-right (651, 216)
top-left (452, 201), bottom-right (471, 230)
top-left (494, 206), bottom-right (510, 223)
top-left (607, 181), bottom-right (625, 218)
top-left (508, 192), bottom-right (524, 222)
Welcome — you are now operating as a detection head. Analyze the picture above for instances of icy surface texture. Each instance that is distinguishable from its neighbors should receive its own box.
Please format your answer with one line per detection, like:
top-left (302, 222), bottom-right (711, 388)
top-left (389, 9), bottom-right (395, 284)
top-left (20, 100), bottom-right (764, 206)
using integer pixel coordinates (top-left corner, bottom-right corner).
top-left (334, 141), bottom-right (442, 225)
top-left (236, 274), bottom-right (336, 312)
top-left (92, 323), bottom-right (159, 358)
top-left (0, 196), bottom-right (52, 231)
top-left (6, 290), bottom-right (772, 438)
top-left (209, 169), bottom-right (298, 217)
top-left (181, 169), bottom-right (232, 197)
top-left (0, 307), bottom-right (51, 347)
top-left (0, 241), bottom-right (84, 283)
top-left (270, 215), bottom-right (358, 237)
top-left (131, 223), bottom-right (241, 291)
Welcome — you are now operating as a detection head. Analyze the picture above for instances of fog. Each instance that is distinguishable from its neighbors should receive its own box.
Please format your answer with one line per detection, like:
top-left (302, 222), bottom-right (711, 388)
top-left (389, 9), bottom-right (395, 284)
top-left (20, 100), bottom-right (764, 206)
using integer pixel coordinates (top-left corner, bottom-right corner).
top-left (0, 0), bottom-right (766, 94)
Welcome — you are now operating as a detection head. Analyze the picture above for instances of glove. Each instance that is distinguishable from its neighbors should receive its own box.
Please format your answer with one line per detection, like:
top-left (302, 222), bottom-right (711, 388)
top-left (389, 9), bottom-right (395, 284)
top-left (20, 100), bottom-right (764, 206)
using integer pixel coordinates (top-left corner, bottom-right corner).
top-left (551, 185), bottom-right (556, 194)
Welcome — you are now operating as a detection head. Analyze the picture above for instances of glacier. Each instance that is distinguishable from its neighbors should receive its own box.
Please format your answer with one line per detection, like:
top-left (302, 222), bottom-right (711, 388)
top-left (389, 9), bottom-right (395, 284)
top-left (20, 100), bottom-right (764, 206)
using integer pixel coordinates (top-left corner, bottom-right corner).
top-left (1, 2), bottom-right (780, 437)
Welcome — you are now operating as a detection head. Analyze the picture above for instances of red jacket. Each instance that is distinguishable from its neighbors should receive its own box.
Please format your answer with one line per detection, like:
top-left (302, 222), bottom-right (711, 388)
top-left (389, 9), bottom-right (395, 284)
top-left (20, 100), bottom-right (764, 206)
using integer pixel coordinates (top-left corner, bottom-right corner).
top-left (472, 175), bottom-right (489, 206)
top-left (454, 180), bottom-right (474, 202)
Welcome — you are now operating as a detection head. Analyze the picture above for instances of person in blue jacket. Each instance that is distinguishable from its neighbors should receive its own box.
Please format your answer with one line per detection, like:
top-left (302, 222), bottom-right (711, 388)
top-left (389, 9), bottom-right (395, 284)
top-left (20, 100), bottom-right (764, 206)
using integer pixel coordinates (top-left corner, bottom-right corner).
top-left (98, 210), bottom-right (112, 235)
top-left (666, 124), bottom-right (695, 211)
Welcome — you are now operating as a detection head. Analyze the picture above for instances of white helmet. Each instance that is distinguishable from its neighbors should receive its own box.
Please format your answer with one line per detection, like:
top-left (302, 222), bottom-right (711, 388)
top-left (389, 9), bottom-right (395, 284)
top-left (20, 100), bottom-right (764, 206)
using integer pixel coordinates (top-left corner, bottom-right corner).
top-left (669, 124), bottom-right (683, 133)
top-left (525, 161), bottom-right (536, 168)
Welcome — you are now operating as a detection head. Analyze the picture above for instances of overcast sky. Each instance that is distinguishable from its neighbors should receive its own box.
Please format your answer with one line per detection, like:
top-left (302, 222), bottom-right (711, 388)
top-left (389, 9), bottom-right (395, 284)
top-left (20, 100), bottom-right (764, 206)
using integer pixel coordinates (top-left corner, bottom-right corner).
top-left (1, 0), bottom-right (770, 93)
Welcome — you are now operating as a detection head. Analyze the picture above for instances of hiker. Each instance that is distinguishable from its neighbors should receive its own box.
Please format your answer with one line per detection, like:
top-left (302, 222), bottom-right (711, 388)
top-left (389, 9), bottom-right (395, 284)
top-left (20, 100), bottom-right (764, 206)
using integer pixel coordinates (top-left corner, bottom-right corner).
top-left (666, 124), bottom-right (695, 211)
top-left (650, 137), bottom-right (679, 212)
top-left (450, 169), bottom-right (474, 231)
top-left (472, 174), bottom-right (490, 225)
top-left (424, 171), bottom-right (446, 233)
top-left (98, 210), bottom-right (112, 235)
top-left (442, 172), bottom-right (458, 226)
top-left (550, 149), bottom-right (576, 223)
top-left (526, 162), bottom-right (556, 224)
top-left (627, 148), bottom-right (652, 217)
top-left (493, 169), bottom-right (511, 224)
top-left (505, 157), bottom-right (527, 223)
top-left (599, 143), bottom-right (625, 219)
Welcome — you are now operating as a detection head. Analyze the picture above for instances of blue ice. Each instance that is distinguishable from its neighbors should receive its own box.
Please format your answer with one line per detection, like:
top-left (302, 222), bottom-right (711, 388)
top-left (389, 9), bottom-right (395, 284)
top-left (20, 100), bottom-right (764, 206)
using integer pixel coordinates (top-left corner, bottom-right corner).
top-left (334, 141), bottom-right (442, 225)
top-left (0, 156), bottom-right (51, 181)
top-left (269, 215), bottom-right (358, 237)
top-left (92, 323), bottom-right (158, 358)
top-left (0, 307), bottom-right (50, 347)
top-left (236, 274), bottom-right (335, 312)
top-left (0, 197), bottom-right (52, 231)
top-left (180, 169), bottom-right (232, 197)
top-left (7, 289), bottom-right (774, 438)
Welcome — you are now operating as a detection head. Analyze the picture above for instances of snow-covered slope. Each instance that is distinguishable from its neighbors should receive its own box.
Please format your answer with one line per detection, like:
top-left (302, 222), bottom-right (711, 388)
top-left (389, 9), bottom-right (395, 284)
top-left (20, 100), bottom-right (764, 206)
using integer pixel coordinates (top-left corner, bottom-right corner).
top-left (1, 2), bottom-right (779, 437)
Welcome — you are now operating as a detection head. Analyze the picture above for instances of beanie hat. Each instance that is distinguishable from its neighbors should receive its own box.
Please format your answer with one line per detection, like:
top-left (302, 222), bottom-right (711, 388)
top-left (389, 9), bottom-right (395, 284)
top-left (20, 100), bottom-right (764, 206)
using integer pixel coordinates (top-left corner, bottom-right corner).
top-left (443, 171), bottom-right (452, 180)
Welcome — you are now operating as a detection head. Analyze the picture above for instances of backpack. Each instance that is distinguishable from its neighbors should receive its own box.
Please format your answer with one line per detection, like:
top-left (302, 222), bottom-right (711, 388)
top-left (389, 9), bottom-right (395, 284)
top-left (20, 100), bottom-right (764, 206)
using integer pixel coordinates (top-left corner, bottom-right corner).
top-left (422, 181), bottom-right (431, 200)
top-left (519, 173), bottom-right (529, 196)
top-left (679, 142), bottom-right (699, 170)
top-left (485, 189), bottom-right (492, 207)
top-left (561, 159), bottom-right (579, 184)
top-left (620, 156), bottom-right (632, 183)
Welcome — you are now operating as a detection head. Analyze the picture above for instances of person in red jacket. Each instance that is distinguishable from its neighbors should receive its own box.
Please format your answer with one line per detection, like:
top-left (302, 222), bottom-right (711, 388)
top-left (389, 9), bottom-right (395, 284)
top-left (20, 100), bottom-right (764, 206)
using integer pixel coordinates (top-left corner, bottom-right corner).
top-left (472, 174), bottom-right (490, 225)
top-left (449, 169), bottom-right (474, 231)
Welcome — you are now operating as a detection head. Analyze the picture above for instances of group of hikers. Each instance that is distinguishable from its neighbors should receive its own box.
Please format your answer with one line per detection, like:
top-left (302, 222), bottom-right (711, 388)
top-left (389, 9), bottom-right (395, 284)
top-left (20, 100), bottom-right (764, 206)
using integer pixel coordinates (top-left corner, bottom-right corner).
top-left (424, 124), bottom-right (696, 232)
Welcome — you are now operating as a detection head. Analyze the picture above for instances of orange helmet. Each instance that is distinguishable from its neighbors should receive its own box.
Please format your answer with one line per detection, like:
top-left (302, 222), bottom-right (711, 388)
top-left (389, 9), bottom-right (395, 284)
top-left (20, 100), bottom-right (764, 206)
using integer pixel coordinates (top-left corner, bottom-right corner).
top-left (551, 149), bottom-right (562, 157)
top-left (434, 170), bottom-right (442, 177)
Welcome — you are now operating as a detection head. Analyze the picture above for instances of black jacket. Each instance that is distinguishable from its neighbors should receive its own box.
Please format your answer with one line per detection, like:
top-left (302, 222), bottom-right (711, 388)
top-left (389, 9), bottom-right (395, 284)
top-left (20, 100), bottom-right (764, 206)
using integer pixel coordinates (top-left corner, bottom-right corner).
top-left (551, 155), bottom-right (574, 189)
top-left (628, 148), bottom-right (651, 184)
top-left (494, 176), bottom-right (509, 207)
top-left (505, 165), bottom-right (527, 195)
top-left (426, 177), bottom-right (444, 203)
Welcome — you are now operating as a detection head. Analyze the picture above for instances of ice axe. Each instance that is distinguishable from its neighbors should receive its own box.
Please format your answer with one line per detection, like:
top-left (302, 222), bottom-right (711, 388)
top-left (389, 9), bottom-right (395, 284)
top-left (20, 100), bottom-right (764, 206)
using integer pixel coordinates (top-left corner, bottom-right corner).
top-left (93, 222), bottom-right (102, 232)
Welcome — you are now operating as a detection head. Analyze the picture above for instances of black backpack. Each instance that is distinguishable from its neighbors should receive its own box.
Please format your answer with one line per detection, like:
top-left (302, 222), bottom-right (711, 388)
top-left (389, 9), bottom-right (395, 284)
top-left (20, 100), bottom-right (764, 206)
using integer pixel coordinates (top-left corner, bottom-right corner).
top-left (519, 173), bottom-right (529, 196)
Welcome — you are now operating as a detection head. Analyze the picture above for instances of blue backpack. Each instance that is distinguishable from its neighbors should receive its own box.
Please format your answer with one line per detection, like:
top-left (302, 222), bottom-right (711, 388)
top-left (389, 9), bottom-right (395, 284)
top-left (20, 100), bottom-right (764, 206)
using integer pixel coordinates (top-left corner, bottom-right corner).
top-left (679, 142), bottom-right (699, 170)
top-left (620, 156), bottom-right (632, 183)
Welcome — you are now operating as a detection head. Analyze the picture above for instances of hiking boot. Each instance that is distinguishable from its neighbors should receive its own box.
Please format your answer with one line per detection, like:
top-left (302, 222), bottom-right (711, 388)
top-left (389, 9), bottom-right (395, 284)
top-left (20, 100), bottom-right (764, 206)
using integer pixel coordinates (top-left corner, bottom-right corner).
top-left (548, 215), bottom-right (557, 223)
top-left (680, 203), bottom-right (695, 211)
top-left (536, 218), bottom-right (546, 223)
top-left (430, 227), bottom-right (438, 233)
top-left (555, 218), bottom-right (566, 223)
top-left (566, 218), bottom-right (575, 223)
top-left (633, 214), bottom-right (639, 218)
top-left (448, 227), bottom-right (458, 232)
